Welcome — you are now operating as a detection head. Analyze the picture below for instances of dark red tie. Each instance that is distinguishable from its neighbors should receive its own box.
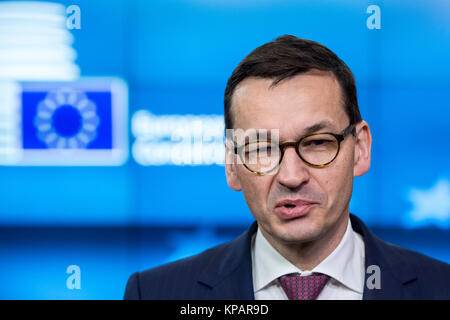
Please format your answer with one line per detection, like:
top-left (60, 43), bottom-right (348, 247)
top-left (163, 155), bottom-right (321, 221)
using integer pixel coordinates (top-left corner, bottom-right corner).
top-left (279, 273), bottom-right (330, 300)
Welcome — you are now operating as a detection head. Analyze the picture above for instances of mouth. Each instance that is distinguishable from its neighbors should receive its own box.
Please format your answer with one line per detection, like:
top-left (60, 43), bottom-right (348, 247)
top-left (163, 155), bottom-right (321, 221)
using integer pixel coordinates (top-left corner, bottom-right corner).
top-left (274, 199), bottom-right (318, 220)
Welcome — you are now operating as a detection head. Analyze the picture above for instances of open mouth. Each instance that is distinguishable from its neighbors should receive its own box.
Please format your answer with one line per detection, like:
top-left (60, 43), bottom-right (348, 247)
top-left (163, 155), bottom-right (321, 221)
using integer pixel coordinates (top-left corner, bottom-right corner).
top-left (274, 199), bottom-right (318, 219)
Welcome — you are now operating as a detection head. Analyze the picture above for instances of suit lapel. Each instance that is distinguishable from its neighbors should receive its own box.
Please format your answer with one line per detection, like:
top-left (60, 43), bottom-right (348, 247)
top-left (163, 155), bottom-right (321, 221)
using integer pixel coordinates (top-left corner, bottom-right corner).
top-left (350, 215), bottom-right (419, 299)
top-left (196, 222), bottom-right (257, 299)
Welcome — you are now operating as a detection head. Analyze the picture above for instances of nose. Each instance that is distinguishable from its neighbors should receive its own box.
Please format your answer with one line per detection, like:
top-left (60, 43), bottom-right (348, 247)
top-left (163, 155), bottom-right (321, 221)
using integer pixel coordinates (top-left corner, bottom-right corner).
top-left (275, 147), bottom-right (311, 190)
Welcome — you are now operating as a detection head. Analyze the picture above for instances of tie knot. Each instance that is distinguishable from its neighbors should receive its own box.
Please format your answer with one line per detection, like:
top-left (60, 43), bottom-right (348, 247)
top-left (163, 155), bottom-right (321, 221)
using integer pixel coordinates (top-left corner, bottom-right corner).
top-left (278, 273), bottom-right (330, 300)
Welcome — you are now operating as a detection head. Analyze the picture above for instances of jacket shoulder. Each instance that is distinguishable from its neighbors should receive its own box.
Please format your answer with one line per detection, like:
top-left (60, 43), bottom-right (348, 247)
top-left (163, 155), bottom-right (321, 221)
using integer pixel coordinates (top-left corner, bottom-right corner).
top-left (351, 215), bottom-right (450, 298)
top-left (384, 240), bottom-right (450, 277)
top-left (124, 239), bottom-right (236, 300)
top-left (377, 238), bottom-right (450, 298)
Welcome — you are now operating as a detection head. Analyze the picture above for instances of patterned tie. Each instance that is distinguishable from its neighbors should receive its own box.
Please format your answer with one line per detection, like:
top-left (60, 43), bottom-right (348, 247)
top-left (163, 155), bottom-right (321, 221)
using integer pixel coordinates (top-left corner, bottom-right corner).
top-left (278, 273), bottom-right (330, 300)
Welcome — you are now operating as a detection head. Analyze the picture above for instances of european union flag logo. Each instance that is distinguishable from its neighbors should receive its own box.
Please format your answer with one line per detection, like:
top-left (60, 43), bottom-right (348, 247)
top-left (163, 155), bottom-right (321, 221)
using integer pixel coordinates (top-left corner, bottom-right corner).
top-left (23, 87), bottom-right (112, 150)
top-left (0, 78), bottom-right (128, 166)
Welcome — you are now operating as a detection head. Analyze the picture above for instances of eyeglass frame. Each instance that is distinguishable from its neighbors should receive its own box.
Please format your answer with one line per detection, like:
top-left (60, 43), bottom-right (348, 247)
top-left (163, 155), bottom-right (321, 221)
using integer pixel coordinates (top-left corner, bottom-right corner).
top-left (232, 122), bottom-right (357, 175)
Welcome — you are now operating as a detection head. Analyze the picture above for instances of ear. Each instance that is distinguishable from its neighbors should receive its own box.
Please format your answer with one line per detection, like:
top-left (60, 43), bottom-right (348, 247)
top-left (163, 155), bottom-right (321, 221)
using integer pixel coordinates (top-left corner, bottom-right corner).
top-left (353, 120), bottom-right (372, 177)
top-left (224, 140), bottom-right (242, 191)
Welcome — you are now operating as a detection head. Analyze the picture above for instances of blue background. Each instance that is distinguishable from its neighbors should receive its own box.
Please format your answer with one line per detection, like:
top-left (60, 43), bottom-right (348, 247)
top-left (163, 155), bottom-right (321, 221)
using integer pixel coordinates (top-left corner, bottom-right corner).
top-left (0, 0), bottom-right (449, 299)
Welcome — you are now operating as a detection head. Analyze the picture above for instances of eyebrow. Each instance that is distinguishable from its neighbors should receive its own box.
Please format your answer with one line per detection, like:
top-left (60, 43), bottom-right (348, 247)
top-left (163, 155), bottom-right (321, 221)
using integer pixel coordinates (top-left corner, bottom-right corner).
top-left (302, 120), bottom-right (338, 136)
top-left (236, 120), bottom-right (339, 144)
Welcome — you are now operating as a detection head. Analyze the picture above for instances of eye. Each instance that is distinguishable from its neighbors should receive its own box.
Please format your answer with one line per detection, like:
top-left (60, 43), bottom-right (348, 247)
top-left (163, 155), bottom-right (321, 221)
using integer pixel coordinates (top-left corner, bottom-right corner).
top-left (258, 146), bottom-right (272, 153)
top-left (244, 142), bottom-right (272, 153)
top-left (311, 139), bottom-right (328, 145)
top-left (303, 139), bottom-right (331, 146)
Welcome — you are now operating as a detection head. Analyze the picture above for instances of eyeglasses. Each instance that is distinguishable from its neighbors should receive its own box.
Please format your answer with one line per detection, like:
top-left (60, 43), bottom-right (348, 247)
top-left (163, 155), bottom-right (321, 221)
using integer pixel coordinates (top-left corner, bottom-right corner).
top-left (233, 123), bottom-right (356, 175)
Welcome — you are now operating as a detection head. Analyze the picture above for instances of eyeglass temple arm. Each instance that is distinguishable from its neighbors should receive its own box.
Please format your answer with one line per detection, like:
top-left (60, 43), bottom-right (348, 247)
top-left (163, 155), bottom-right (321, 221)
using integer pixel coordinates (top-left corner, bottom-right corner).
top-left (344, 123), bottom-right (357, 137)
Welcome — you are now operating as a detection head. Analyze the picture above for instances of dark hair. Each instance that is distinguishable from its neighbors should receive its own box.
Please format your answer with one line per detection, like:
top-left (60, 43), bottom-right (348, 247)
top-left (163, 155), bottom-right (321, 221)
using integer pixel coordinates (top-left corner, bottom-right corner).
top-left (224, 35), bottom-right (362, 130)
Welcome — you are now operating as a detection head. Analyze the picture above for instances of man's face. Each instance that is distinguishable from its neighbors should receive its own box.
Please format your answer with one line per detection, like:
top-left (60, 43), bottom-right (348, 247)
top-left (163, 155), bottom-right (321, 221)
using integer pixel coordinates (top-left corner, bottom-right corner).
top-left (226, 70), bottom-right (371, 246)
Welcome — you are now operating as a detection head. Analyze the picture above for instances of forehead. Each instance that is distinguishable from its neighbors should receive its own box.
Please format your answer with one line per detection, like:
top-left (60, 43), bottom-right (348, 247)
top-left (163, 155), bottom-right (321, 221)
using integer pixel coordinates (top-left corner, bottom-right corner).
top-left (231, 70), bottom-right (348, 138)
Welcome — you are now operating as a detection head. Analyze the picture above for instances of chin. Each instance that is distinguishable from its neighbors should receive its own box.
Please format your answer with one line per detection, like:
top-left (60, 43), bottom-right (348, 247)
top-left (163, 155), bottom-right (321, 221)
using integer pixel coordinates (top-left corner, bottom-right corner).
top-left (273, 215), bottom-right (327, 244)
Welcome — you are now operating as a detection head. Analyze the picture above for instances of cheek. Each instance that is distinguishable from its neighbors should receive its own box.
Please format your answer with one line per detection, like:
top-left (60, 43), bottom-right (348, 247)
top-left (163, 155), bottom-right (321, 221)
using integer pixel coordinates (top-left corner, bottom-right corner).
top-left (318, 155), bottom-right (354, 207)
top-left (238, 172), bottom-right (272, 213)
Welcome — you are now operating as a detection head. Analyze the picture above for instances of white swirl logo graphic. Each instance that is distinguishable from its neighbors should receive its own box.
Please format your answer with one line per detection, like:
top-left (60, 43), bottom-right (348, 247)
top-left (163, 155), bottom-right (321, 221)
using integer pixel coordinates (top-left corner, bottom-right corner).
top-left (34, 88), bottom-right (100, 149)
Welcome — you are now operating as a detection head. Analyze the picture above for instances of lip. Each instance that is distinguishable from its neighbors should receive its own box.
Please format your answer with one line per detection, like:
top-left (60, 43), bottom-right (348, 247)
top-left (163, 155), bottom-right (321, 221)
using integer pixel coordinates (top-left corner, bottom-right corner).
top-left (274, 199), bottom-right (318, 220)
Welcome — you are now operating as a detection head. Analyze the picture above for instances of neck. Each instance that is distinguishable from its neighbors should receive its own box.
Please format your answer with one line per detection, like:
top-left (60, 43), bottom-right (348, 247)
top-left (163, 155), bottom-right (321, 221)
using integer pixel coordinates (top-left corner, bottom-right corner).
top-left (262, 212), bottom-right (349, 271)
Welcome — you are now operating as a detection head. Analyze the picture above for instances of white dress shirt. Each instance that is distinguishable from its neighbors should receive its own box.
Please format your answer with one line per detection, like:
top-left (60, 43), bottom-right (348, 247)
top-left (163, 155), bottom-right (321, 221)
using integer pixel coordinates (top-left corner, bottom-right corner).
top-left (251, 217), bottom-right (365, 300)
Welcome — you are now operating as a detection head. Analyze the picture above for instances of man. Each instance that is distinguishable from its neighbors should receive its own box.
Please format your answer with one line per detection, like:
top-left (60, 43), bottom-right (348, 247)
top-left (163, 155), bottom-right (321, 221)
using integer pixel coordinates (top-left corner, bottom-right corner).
top-left (124, 35), bottom-right (450, 300)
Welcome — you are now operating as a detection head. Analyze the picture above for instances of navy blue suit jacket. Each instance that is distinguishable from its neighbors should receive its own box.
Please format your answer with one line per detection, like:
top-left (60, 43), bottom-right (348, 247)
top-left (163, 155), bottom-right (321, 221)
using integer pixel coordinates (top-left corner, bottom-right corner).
top-left (124, 214), bottom-right (450, 299)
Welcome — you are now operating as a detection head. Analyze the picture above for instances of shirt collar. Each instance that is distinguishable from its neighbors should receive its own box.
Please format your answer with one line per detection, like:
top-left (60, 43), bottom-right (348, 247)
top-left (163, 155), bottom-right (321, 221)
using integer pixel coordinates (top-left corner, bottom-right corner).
top-left (252, 217), bottom-right (365, 294)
